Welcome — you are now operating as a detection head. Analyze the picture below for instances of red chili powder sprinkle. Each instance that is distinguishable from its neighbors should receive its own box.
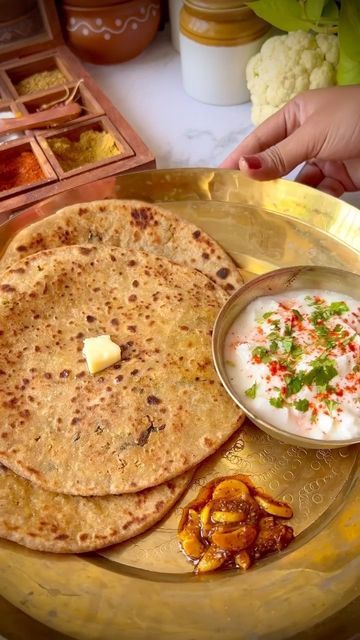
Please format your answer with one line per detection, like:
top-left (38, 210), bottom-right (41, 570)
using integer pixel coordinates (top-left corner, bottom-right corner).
top-left (0, 151), bottom-right (44, 192)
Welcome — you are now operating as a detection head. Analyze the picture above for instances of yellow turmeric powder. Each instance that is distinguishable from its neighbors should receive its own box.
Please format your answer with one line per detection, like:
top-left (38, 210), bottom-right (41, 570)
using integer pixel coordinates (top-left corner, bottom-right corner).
top-left (48, 130), bottom-right (122, 172)
top-left (16, 69), bottom-right (67, 96)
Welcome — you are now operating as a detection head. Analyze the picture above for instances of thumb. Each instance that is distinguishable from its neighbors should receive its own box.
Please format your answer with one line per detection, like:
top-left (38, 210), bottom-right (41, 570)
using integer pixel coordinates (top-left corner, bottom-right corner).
top-left (239, 123), bottom-right (319, 180)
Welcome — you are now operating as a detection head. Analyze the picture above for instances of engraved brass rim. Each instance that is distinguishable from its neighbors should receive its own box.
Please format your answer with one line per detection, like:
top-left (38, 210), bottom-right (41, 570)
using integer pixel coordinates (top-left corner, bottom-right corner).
top-left (212, 264), bottom-right (360, 449)
top-left (0, 169), bottom-right (359, 640)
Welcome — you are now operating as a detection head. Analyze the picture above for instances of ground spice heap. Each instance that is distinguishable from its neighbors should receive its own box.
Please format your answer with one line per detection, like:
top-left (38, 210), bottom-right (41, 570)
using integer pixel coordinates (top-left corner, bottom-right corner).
top-left (16, 69), bottom-right (67, 96)
top-left (48, 129), bottom-right (121, 172)
top-left (0, 151), bottom-right (44, 192)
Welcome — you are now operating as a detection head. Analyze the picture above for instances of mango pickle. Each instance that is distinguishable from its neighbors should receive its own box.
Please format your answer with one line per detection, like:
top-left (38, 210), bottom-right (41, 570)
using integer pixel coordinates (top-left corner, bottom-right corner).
top-left (177, 474), bottom-right (294, 573)
top-left (213, 478), bottom-right (249, 500)
top-left (254, 494), bottom-right (293, 518)
top-left (211, 510), bottom-right (245, 524)
top-left (235, 550), bottom-right (251, 571)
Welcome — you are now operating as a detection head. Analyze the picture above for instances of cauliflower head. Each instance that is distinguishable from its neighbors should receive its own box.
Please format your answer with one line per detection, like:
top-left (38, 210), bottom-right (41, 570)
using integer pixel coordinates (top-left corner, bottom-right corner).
top-left (246, 30), bottom-right (339, 125)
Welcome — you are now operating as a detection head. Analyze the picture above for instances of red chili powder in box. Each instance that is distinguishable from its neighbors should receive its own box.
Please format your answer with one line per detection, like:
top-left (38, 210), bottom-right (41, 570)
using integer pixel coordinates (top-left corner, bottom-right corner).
top-left (0, 151), bottom-right (44, 192)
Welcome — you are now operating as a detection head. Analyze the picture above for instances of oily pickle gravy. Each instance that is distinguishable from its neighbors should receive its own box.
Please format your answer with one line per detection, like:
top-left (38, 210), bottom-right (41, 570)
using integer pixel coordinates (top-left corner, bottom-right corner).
top-left (177, 474), bottom-right (294, 573)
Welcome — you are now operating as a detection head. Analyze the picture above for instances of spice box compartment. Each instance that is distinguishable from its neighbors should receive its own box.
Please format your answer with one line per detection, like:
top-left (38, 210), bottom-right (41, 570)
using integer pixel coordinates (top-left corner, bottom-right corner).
top-left (0, 100), bottom-right (27, 145)
top-left (0, 136), bottom-right (57, 200)
top-left (19, 82), bottom-right (104, 129)
top-left (1, 52), bottom-right (74, 99)
top-left (0, 76), bottom-right (12, 104)
top-left (0, 101), bottom-right (27, 118)
top-left (38, 116), bottom-right (135, 179)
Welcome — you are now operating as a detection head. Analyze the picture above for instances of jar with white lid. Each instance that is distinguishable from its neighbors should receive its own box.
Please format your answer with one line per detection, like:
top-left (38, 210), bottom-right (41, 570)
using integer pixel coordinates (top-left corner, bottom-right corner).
top-left (179, 0), bottom-right (270, 105)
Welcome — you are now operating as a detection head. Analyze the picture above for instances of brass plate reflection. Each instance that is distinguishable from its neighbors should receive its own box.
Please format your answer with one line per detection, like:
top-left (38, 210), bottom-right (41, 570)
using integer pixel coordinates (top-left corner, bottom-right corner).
top-left (0, 169), bottom-right (358, 640)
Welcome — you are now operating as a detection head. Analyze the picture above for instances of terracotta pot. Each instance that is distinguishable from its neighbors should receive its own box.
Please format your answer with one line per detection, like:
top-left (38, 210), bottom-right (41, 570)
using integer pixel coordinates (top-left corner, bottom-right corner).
top-left (62, 0), bottom-right (161, 64)
top-left (63, 0), bottom-right (128, 7)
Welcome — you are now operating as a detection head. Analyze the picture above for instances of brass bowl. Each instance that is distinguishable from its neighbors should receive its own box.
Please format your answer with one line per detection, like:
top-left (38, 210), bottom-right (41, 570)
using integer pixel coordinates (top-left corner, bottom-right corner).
top-left (212, 264), bottom-right (360, 449)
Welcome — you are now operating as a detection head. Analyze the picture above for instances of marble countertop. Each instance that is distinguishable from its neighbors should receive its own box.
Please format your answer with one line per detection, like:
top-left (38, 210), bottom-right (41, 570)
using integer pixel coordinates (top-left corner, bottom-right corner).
top-left (85, 27), bottom-right (360, 208)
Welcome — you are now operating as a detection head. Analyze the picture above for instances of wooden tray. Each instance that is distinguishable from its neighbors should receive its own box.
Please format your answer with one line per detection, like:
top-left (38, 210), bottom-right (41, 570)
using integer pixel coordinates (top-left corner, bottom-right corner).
top-left (0, 1), bottom-right (156, 218)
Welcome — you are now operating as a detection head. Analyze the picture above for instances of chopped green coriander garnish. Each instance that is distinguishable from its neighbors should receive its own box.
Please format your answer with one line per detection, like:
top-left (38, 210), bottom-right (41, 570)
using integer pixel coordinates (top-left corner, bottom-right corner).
top-left (269, 396), bottom-right (284, 408)
top-left (285, 373), bottom-right (305, 397)
top-left (310, 300), bottom-right (349, 325)
top-left (329, 301), bottom-right (349, 316)
top-left (291, 309), bottom-right (304, 321)
top-left (282, 336), bottom-right (293, 353)
top-left (245, 382), bottom-right (257, 399)
top-left (262, 311), bottom-right (274, 320)
top-left (284, 323), bottom-right (293, 336)
top-left (294, 398), bottom-right (309, 412)
top-left (324, 399), bottom-right (338, 414)
top-left (252, 346), bottom-right (270, 362)
top-left (342, 333), bottom-right (356, 346)
top-left (304, 362), bottom-right (338, 387)
top-left (270, 340), bottom-right (279, 352)
top-left (271, 319), bottom-right (281, 331)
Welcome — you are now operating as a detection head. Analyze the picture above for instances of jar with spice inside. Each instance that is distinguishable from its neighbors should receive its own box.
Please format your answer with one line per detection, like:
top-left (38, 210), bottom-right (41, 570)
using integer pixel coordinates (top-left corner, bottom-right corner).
top-left (179, 0), bottom-right (270, 105)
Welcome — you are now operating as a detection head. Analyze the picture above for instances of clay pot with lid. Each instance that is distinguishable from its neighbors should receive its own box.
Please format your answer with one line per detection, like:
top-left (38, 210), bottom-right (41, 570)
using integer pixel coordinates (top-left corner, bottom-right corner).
top-left (180, 0), bottom-right (270, 105)
top-left (61, 0), bottom-right (161, 64)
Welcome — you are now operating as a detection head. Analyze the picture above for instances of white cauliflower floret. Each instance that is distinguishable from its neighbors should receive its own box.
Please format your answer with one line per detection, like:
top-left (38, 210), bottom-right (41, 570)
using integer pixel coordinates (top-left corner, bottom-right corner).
top-left (315, 33), bottom-right (339, 65)
top-left (246, 31), bottom-right (339, 125)
top-left (310, 60), bottom-right (337, 88)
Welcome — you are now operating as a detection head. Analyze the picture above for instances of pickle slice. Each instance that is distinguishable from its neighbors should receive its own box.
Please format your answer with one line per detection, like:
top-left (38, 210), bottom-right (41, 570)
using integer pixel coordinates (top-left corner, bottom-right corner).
top-left (211, 510), bottom-right (245, 524)
top-left (211, 525), bottom-right (257, 551)
top-left (213, 479), bottom-right (250, 500)
top-left (196, 545), bottom-right (227, 573)
top-left (255, 494), bottom-right (293, 518)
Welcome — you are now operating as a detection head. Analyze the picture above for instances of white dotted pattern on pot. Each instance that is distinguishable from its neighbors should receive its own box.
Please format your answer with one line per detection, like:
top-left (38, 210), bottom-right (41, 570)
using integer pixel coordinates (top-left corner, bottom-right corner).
top-left (67, 4), bottom-right (159, 40)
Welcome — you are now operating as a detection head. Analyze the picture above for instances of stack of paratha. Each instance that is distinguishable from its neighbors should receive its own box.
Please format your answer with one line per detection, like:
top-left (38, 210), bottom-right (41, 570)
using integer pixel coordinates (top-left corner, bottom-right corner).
top-left (0, 200), bottom-right (244, 553)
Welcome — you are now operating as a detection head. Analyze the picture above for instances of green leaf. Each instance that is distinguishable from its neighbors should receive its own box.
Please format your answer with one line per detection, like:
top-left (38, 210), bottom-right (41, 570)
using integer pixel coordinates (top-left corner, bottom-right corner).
top-left (252, 346), bottom-right (270, 363)
top-left (342, 333), bottom-right (357, 346)
top-left (270, 395), bottom-right (285, 408)
top-left (263, 311), bottom-right (274, 319)
top-left (310, 354), bottom-right (336, 368)
top-left (337, 0), bottom-right (360, 85)
top-left (270, 340), bottom-right (279, 353)
top-left (290, 344), bottom-right (303, 360)
top-left (282, 336), bottom-right (293, 353)
top-left (304, 363), bottom-right (338, 387)
top-left (337, 53), bottom-right (360, 85)
top-left (284, 323), bottom-right (293, 336)
top-left (286, 373), bottom-right (305, 397)
top-left (324, 398), bottom-right (338, 414)
top-left (294, 398), bottom-right (310, 412)
top-left (291, 309), bottom-right (304, 321)
top-left (329, 301), bottom-right (349, 316)
top-left (245, 382), bottom-right (257, 399)
top-left (322, 0), bottom-right (339, 21)
top-left (246, 0), bottom-right (314, 32)
top-left (302, 0), bottom-right (327, 22)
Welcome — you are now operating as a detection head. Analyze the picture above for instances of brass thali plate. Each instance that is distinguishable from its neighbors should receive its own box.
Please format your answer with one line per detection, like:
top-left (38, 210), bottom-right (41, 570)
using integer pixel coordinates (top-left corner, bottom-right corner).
top-left (0, 169), bottom-right (359, 640)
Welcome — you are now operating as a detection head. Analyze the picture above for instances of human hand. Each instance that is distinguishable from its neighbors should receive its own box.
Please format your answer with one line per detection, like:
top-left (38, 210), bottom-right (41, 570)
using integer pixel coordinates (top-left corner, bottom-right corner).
top-left (220, 86), bottom-right (360, 197)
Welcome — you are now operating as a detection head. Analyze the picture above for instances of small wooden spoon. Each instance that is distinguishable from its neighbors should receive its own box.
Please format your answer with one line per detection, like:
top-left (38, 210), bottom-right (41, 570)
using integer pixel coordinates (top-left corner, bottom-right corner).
top-left (0, 102), bottom-right (82, 135)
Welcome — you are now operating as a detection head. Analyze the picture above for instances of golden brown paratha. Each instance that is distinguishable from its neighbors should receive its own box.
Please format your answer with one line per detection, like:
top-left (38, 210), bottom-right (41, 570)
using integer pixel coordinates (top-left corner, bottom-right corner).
top-left (0, 199), bottom-right (243, 293)
top-left (0, 245), bottom-right (243, 496)
top-left (0, 464), bottom-right (192, 553)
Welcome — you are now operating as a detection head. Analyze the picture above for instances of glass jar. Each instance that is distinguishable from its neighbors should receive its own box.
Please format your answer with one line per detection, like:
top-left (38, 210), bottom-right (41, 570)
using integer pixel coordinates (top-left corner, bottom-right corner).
top-left (180, 0), bottom-right (270, 105)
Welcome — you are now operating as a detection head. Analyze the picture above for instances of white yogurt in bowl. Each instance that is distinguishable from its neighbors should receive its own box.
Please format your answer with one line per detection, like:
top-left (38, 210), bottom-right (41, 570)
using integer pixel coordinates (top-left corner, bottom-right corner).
top-left (212, 266), bottom-right (360, 448)
top-left (223, 289), bottom-right (360, 441)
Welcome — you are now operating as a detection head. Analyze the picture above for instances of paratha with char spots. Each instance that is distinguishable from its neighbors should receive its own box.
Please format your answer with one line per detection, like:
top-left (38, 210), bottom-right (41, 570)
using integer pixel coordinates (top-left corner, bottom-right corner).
top-left (0, 464), bottom-right (192, 553)
top-left (0, 245), bottom-right (243, 496)
top-left (0, 199), bottom-right (243, 293)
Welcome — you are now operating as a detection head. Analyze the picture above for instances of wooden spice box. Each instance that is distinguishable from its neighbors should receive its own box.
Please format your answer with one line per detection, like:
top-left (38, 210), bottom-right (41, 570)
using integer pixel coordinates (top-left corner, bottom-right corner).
top-left (0, 0), bottom-right (156, 220)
